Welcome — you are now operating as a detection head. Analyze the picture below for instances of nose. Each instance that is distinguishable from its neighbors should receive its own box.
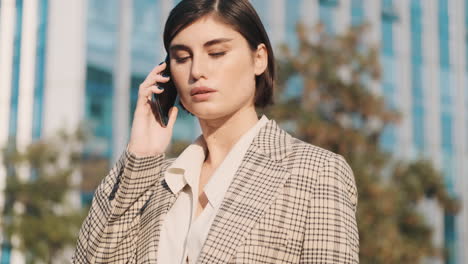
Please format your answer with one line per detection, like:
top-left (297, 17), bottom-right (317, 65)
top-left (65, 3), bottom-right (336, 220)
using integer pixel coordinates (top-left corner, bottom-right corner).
top-left (190, 54), bottom-right (206, 82)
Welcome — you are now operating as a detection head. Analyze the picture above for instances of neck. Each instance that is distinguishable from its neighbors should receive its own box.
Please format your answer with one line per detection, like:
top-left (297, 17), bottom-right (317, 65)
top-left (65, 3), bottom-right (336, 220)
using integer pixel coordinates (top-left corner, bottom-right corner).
top-left (198, 107), bottom-right (259, 167)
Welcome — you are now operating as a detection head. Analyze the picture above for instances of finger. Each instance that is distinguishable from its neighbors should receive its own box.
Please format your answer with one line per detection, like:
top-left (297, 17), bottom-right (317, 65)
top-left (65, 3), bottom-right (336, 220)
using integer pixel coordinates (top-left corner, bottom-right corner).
top-left (140, 73), bottom-right (170, 89)
top-left (143, 63), bottom-right (166, 85)
top-left (135, 63), bottom-right (170, 109)
top-left (137, 85), bottom-right (164, 106)
top-left (167, 106), bottom-right (179, 130)
top-left (150, 62), bottom-right (167, 76)
top-left (141, 63), bottom-right (169, 87)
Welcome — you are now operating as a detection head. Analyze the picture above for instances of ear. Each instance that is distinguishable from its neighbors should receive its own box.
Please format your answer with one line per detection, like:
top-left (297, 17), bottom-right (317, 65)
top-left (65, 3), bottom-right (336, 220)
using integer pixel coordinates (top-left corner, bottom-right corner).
top-left (253, 43), bottom-right (268, 76)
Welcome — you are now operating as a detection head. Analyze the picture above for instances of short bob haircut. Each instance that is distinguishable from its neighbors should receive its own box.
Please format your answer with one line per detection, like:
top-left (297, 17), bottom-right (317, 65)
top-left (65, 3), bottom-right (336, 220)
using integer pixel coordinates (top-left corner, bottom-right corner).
top-left (163, 0), bottom-right (275, 108)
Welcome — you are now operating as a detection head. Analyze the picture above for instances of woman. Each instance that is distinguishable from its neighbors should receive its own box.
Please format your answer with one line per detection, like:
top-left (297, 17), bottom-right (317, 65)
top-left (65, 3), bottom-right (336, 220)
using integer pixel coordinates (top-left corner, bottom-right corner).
top-left (73, 0), bottom-right (358, 263)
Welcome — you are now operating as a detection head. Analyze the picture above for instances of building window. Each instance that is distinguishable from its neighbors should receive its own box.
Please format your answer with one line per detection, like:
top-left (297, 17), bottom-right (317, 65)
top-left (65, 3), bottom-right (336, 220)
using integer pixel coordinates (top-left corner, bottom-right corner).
top-left (438, 0), bottom-right (457, 263)
top-left (85, 0), bottom-right (119, 159)
top-left (8, 0), bottom-right (24, 140)
top-left (410, 0), bottom-right (425, 154)
top-left (379, 0), bottom-right (396, 152)
top-left (319, 0), bottom-right (339, 7)
top-left (0, 243), bottom-right (12, 264)
top-left (84, 66), bottom-right (114, 158)
top-left (319, 0), bottom-right (336, 34)
top-left (285, 0), bottom-right (300, 52)
top-left (444, 214), bottom-right (457, 264)
top-left (32, 0), bottom-right (49, 140)
top-left (351, 0), bottom-right (364, 26)
top-left (131, 0), bottom-right (160, 76)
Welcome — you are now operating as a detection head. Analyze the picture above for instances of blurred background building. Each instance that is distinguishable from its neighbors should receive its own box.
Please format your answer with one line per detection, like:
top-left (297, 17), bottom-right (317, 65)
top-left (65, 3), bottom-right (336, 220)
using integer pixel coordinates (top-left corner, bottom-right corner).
top-left (0, 0), bottom-right (467, 263)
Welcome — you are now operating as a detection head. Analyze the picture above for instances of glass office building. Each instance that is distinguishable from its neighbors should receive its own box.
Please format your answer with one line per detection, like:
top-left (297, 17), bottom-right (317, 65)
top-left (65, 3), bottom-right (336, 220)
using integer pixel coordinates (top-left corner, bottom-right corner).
top-left (0, 0), bottom-right (467, 263)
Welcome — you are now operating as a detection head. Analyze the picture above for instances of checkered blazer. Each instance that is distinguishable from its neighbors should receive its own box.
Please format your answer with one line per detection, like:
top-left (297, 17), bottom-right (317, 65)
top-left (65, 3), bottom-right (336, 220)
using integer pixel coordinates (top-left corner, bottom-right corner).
top-left (72, 119), bottom-right (359, 263)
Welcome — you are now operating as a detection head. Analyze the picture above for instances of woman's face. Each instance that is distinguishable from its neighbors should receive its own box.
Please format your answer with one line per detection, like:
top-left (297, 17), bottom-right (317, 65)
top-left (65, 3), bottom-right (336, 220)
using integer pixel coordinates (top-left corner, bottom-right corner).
top-left (168, 15), bottom-right (267, 120)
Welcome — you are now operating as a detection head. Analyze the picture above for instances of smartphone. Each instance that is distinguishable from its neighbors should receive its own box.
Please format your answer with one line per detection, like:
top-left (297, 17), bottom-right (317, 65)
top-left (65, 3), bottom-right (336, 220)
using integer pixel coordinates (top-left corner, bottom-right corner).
top-left (152, 55), bottom-right (178, 127)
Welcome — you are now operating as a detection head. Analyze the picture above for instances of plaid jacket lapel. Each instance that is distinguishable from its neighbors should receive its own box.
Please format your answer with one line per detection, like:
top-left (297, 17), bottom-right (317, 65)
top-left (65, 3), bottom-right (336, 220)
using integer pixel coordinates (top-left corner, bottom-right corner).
top-left (197, 119), bottom-right (293, 264)
top-left (137, 161), bottom-right (177, 263)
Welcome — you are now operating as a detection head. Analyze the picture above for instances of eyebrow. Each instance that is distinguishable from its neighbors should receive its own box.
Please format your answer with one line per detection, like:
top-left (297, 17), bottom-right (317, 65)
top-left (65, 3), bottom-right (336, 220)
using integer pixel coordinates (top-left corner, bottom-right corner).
top-left (169, 38), bottom-right (233, 52)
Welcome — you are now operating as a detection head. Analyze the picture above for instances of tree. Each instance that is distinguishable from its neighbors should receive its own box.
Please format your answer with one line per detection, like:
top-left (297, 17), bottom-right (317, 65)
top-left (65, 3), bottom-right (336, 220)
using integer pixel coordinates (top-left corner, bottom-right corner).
top-left (265, 23), bottom-right (460, 263)
top-left (2, 130), bottom-right (87, 263)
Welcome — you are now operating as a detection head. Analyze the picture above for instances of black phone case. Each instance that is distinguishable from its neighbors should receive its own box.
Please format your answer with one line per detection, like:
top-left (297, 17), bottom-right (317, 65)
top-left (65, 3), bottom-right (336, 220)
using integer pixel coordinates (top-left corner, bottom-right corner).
top-left (152, 56), bottom-right (177, 127)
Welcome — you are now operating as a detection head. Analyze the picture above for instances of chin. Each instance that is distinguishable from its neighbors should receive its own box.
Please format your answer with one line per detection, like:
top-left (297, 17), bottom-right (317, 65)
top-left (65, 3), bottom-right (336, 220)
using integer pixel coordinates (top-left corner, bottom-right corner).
top-left (188, 104), bottom-right (234, 121)
top-left (192, 109), bottom-right (226, 120)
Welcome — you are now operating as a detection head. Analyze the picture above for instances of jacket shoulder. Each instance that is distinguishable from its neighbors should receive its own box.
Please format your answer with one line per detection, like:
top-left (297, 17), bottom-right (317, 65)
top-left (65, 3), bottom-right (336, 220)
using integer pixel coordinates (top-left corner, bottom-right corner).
top-left (287, 136), bottom-right (341, 173)
top-left (285, 136), bottom-right (356, 202)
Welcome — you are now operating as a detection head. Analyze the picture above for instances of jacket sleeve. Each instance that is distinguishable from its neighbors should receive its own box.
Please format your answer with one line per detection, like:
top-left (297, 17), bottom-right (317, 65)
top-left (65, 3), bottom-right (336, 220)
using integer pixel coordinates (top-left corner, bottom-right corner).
top-left (72, 149), bottom-right (165, 263)
top-left (299, 154), bottom-right (359, 264)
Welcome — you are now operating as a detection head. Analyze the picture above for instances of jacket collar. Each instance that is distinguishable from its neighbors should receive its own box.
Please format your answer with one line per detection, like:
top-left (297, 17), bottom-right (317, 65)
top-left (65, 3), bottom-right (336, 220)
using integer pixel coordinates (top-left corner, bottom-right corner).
top-left (250, 118), bottom-right (293, 162)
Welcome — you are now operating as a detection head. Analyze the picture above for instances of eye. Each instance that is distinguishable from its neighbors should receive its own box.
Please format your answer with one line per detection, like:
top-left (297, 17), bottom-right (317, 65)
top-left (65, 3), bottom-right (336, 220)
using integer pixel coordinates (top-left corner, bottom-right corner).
top-left (209, 51), bottom-right (226, 57)
top-left (174, 56), bottom-right (190, 63)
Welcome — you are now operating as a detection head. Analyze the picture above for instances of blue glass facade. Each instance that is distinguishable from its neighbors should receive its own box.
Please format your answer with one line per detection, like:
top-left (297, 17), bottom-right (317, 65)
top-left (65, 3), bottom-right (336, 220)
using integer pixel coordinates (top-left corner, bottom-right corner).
top-left (438, 0), bottom-right (457, 263)
top-left (445, 213), bottom-right (457, 264)
top-left (32, 0), bottom-right (48, 140)
top-left (131, 0), bottom-right (160, 73)
top-left (84, 67), bottom-right (115, 158)
top-left (84, 0), bottom-right (118, 159)
top-left (1, 0), bottom-right (24, 259)
top-left (351, 0), bottom-right (364, 26)
top-left (438, 0), bottom-right (455, 192)
top-left (283, 0), bottom-right (302, 99)
top-left (319, 0), bottom-right (337, 33)
top-left (81, 65), bottom-right (114, 204)
top-left (379, 0), bottom-right (397, 153)
top-left (0, 244), bottom-right (11, 264)
top-left (410, 0), bottom-right (425, 153)
top-left (130, 0), bottom-right (161, 127)
top-left (285, 0), bottom-right (300, 52)
top-left (8, 0), bottom-right (23, 142)
top-left (250, 0), bottom-right (270, 30)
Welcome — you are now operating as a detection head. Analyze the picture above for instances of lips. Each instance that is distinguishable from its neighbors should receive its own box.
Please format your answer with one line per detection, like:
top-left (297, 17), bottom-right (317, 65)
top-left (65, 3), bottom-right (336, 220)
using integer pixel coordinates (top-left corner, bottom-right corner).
top-left (190, 86), bottom-right (217, 96)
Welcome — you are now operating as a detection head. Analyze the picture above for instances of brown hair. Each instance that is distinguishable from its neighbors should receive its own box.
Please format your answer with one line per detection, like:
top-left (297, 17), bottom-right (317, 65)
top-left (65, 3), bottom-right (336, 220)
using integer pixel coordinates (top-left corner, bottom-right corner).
top-left (163, 0), bottom-right (275, 108)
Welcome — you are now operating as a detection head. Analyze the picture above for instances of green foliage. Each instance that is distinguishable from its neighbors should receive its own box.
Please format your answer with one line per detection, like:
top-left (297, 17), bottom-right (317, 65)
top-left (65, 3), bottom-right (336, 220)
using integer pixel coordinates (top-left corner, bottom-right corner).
top-left (2, 129), bottom-right (87, 263)
top-left (266, 23), bottom-right (460, 263)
